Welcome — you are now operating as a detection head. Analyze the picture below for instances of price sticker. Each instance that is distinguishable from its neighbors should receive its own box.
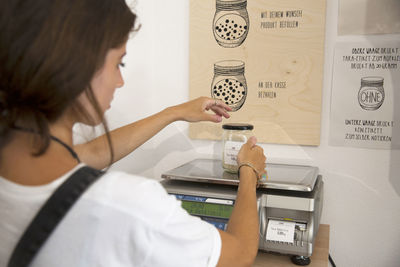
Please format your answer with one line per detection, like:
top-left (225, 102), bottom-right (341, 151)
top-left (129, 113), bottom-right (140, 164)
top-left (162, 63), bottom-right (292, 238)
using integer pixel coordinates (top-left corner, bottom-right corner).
top-left (266, 220), bottom-right (296, 243)
top-left (224, 141), bottom-right (244, 165)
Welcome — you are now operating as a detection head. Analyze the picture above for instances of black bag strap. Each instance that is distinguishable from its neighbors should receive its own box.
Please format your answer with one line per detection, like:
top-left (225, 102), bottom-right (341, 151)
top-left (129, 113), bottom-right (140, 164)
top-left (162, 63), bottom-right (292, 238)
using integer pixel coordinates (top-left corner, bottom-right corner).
top-left (7, 166), bottom-right (104, 267)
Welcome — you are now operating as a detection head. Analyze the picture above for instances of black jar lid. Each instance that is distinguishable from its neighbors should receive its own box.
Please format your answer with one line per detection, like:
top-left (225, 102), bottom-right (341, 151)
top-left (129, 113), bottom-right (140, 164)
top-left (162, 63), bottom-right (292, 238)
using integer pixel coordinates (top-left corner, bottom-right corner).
top-left (222, 123), bottom-right (254, 130)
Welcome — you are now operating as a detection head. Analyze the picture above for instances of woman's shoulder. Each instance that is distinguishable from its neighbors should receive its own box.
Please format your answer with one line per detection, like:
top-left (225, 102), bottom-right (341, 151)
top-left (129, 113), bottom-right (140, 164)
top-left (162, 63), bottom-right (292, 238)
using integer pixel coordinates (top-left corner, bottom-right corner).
top-left (87, 169), bottom-right (169, 204)
top-left (82, 168), bottom-right (180, 227)
top-left (97, 169), bottom-right (161, 190)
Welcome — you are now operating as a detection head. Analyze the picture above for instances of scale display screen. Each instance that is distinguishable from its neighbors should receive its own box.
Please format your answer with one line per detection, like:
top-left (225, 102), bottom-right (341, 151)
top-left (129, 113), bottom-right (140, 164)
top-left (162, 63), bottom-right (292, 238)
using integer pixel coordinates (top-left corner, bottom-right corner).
top-left (181, 201), bottom-right (233, 219)
top-left (171, 194), bottom-right (234, 230)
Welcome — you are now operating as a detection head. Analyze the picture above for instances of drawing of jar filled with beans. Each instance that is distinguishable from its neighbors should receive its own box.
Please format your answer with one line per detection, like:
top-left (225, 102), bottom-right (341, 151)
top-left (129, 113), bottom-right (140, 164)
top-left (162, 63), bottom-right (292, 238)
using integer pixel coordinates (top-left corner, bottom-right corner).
top-left (211, 60), bottom-right (247, 111)
top-left (213, 0), bottom-right (249, 48)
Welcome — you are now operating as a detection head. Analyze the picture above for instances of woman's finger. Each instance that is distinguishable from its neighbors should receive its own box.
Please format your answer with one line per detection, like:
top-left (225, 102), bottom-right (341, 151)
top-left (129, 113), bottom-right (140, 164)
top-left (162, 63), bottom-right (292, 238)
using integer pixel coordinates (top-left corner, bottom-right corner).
top-left (210, 105), bottom-right (230, 118)
top-left (246, 136), bottom-right (257, 147)
top-left (203, 113), bottom-right (223, 123)
top-left (214, 99), bottom-right (232, 111)
top-left (206, 98), bottom-right (232, 111)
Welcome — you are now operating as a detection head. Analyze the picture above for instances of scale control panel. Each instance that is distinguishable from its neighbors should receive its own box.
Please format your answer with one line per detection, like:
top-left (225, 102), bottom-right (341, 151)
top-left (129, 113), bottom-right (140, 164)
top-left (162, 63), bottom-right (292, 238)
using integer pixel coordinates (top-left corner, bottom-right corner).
top-left (170, 194), bottom-right (235, 231)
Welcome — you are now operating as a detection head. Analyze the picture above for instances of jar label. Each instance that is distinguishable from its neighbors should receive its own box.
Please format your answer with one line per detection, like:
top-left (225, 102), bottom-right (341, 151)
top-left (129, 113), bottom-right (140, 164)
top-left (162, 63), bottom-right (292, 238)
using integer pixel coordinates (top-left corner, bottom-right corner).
top-left (358, 86), bottom-right (384, 110)
top-left (224, 141), bottom-right (244, 165)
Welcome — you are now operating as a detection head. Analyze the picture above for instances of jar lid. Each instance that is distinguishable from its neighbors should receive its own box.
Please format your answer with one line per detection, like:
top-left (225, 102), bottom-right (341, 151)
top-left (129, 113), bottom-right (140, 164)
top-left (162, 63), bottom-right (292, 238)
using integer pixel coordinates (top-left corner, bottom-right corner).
top-left (216, 0), bottom-right (247, 9)
top-left (214, 60), bottom-right (245, 76)
top-left (222, 123), bottom-right (254, 130)
top-left (361, 76), bottom-right (384, 86)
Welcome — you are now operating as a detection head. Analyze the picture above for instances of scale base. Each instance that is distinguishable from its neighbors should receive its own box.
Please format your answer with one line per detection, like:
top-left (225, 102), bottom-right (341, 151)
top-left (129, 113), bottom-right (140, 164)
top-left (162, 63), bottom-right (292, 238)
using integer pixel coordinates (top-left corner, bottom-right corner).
top-left (291, 255), bottom-right (311, 266)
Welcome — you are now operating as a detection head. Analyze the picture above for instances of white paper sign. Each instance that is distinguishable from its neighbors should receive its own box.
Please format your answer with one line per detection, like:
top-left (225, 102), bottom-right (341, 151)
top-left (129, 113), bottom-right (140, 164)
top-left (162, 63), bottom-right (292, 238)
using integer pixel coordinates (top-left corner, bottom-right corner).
top-left (330, 41), bottom-right (400, 149)
top-left (266, 220), bottom-right (296, 243)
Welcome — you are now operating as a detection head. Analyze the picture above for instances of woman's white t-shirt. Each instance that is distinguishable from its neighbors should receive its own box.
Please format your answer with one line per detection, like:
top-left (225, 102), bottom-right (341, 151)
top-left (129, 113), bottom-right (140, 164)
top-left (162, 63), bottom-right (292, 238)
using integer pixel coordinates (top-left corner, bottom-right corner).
top-left (0, 164), bottom-right (221, 267)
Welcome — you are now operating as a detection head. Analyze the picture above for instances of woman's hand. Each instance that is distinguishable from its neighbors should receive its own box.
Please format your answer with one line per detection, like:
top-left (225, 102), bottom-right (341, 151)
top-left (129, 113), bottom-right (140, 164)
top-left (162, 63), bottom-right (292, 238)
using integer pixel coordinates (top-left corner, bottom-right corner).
top-left (170, 97), bottom-right (232, 123)
top-left (237, 136), bottom-right (266, 180)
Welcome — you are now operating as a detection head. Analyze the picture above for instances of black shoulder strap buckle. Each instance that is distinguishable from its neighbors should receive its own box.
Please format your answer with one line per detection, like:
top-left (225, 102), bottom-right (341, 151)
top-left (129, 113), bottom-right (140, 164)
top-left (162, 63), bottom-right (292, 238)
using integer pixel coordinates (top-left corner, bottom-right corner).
top-left (7, 166), bottom-right (104, 267)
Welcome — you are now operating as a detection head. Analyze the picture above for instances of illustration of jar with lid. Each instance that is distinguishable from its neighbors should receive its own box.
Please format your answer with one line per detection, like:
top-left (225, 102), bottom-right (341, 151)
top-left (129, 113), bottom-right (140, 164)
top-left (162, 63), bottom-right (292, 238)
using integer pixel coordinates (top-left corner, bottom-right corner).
top-left (211, 60), bottom-right (247, 111)
top-left (358, 76), bottom-right (385, 110)
top-left (213, 0), bottom-right (249, 48)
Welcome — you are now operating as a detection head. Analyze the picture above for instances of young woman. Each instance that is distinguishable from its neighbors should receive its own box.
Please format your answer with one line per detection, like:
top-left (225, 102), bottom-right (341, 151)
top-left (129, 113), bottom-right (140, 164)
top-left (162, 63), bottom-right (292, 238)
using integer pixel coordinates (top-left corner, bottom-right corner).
top-left (0, 0), bottom-right (266, 266)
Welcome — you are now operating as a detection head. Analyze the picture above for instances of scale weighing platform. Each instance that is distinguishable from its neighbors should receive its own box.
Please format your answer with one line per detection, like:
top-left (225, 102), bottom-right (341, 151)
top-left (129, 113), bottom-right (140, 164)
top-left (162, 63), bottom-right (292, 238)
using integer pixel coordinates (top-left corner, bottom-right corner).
top-left (161, 159), bottom-right (324, 265)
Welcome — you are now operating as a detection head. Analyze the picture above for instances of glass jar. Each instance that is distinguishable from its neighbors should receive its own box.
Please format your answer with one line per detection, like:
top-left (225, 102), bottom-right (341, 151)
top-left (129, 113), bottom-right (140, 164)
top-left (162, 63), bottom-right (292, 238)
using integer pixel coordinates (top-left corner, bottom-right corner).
top-left (211, 60), bottom-right (247, 111)
top-left (358, 76), bottom-right (385, 110)
top-left (213, 0), bottom-right (249, 48)
top-left (222, 123), bottom-right (254, 173)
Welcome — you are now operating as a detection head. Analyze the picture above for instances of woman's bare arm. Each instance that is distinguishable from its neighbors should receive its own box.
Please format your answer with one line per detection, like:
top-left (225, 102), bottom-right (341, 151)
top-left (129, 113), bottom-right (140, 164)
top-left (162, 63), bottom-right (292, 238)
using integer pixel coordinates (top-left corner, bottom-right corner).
top-left (217, 137), bottom-right (266, 267)
top-left (74, 97), bottom-right (231, 169)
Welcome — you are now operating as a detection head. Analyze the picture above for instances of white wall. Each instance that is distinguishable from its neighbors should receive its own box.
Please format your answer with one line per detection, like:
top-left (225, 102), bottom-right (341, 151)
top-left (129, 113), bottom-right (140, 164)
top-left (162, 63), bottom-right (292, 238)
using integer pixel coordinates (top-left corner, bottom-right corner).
top-left (106, 1), bottom-right (400, 266)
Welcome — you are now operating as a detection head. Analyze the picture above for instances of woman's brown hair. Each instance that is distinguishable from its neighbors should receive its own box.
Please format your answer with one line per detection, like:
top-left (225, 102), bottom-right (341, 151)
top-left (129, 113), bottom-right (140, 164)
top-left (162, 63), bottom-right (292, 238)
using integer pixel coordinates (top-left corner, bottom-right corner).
top-left (0, 0), bottom-right (136, 163)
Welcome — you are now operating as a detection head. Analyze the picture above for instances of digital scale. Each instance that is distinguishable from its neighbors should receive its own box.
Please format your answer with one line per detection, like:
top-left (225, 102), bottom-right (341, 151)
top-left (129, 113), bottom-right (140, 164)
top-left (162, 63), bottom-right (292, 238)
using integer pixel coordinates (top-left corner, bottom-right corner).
top-left (161, 159), bottom-right (324, 265)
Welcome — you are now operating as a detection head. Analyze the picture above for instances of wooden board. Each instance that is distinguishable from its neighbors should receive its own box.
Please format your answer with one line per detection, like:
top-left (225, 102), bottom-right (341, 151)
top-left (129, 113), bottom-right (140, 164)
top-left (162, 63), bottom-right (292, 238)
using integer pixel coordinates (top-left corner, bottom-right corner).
top-left (189, 0), bottom-right (326, 145)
